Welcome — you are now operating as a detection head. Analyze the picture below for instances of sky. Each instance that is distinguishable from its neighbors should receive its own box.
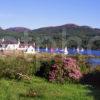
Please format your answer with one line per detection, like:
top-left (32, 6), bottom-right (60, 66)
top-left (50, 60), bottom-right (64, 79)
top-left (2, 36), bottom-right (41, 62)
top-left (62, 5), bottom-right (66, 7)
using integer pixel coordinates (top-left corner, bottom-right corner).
top-left (0, 0), bottom-right (100, 29)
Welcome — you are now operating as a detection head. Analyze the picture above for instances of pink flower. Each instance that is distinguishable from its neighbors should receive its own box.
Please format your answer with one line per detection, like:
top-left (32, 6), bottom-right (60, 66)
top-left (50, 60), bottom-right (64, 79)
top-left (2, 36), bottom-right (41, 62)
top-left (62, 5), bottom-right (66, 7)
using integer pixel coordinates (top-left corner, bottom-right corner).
top-left (48, 57), bottom-right (82, 82)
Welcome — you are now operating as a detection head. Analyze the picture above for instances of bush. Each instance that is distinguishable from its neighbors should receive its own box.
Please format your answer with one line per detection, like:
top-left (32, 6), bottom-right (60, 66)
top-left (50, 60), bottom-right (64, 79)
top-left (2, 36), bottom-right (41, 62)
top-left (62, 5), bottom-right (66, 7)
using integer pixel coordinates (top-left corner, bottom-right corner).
top-left (36, 60), bottom-right (54, 79)
top-left (81, 66), bottom-right (100, 87)
top-left (72, 55), bottom-right (91, 74)
top-left (78, 61), bottom-right (91, 74)
top-left (48, 56), bottom-right (82, 83)
top-left (0, 57), bottom-right (36, 79)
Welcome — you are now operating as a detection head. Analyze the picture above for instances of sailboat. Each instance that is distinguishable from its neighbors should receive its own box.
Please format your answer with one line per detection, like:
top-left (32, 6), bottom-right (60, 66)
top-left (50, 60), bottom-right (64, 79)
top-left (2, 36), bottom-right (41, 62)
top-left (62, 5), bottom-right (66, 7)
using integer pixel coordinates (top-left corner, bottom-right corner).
top-left (76, 47), bottom-right (80, 54)
top-left (45, 45), bottom-right (48, 52)
top-left (80, 48), bottom-right (84, 52)
top-left (50, 48), bottom-right (54, 53)
top-left (64, 47), bottom-right (68, 55)
top-left (55, 48), bottom-right (59, 53)
top-left (80, 48), bottom-right (84, 54)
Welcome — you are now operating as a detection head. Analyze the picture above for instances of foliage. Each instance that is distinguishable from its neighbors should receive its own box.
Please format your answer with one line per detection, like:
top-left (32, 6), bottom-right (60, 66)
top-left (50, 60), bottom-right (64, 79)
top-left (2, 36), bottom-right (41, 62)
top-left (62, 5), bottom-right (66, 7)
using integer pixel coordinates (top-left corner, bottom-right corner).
top-left (0, 56), bottom-right (36, 79)
top-left (72, 55), bottom-right (91, 74)
top-left (0, 24), bottom-right (100, 49)
top-left (81, 66), bottom-right (100, 87)
top-left (78, 61), bottom-right (91, 74)
top-left (35, 60), bottom-right (52, 78)
top-left (49, 56), bottom-right (82, 83)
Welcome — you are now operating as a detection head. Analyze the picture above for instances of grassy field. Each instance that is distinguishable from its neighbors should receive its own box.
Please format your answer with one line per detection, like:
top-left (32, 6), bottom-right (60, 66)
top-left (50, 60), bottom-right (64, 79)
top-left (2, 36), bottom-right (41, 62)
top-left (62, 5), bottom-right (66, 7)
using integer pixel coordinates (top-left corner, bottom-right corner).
top-left (0, 54), bottom-right (100, 100)
top-left (0, 76), bottom-right (100, 100)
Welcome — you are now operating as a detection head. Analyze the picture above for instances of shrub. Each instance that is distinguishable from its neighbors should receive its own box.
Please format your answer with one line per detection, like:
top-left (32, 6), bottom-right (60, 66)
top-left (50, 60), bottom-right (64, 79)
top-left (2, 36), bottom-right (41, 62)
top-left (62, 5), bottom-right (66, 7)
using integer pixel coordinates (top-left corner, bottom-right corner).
top-left (36, 60), bottom-right (54, 79)
top-left (72, 55), bottom-right (91, 74)
top-left (49, 56), bottom-right (82, 83)
top-left (94, 66), bottom-right (100, 72)
top-left (81, 66), bottom-right (100, 87)
top-left (0, 57), bottom-right (36, 79)
top-left (78, 61), bottom-right (91, 74)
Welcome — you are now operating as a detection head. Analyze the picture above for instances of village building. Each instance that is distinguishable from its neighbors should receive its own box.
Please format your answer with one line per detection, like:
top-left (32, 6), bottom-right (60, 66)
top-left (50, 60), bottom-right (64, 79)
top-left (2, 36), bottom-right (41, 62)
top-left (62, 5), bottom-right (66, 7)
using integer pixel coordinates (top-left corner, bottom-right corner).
top-left (0, 38), bottom-right (36, 53)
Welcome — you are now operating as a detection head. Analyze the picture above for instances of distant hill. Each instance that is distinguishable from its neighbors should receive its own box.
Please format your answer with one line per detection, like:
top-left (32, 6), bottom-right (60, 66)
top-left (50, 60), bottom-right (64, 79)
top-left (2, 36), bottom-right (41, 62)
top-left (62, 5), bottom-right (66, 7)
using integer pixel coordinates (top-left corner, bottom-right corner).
top-left (32, 24), bottom-right (100, 36)
top-left (0, 24), bottom-right (100, 49)
top-left (6, 27), bottom-right (31, 33)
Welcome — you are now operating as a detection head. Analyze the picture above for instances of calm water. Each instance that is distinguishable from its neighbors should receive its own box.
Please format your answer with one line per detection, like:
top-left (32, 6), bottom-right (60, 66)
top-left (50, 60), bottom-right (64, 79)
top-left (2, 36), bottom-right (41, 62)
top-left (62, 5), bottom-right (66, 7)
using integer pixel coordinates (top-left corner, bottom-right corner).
top-left (37, 48), bottom-right (100, 66)
top-left (87, 58), bottom-right (100, 67)
top-left (37, 48), bottom-right (100, 56)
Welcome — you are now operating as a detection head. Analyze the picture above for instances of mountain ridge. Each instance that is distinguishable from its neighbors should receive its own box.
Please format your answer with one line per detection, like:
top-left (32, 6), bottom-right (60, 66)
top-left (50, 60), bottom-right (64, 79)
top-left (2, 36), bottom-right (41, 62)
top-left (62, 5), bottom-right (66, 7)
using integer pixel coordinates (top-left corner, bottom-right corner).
top-left (0, 24), bottom-right (100, 32)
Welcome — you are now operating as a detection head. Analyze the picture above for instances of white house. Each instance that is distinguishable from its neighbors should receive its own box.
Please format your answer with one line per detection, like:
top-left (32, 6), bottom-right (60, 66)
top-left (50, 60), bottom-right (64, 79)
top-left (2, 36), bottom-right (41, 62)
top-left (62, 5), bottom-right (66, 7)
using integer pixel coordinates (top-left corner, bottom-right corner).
top-left (25, 46), bottom-right (36, 54)
top-left (0, 38), bottom-right (20, 50)
top-left (6, 39), bottom-right (20, 50)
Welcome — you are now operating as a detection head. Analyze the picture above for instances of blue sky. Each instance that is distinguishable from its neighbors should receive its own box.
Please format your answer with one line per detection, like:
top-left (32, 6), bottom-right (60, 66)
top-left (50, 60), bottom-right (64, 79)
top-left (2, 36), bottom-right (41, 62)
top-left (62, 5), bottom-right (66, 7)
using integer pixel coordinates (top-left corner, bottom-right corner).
top-left (0, 0), bottom-right (100, 29)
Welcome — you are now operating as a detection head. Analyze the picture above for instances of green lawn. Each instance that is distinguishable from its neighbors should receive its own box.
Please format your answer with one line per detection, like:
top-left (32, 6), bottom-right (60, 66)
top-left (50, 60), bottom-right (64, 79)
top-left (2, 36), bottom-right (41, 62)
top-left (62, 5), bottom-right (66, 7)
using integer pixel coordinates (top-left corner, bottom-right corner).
top-left (0, 77), bottom-right (100, 100)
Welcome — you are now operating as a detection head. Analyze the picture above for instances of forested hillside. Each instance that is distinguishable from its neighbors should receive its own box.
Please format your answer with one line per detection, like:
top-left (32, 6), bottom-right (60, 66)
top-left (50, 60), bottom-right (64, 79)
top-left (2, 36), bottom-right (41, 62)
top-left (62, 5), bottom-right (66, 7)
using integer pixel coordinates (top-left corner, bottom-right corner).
top-left (0, 24), bottom-right (100, 49)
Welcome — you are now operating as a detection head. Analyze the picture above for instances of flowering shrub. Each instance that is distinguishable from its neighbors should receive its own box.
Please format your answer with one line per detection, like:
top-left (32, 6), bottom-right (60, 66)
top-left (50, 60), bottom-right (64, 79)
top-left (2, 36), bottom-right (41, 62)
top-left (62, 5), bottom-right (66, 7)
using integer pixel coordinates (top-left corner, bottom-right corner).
top-left (49, 56), bottom-right (82, 83)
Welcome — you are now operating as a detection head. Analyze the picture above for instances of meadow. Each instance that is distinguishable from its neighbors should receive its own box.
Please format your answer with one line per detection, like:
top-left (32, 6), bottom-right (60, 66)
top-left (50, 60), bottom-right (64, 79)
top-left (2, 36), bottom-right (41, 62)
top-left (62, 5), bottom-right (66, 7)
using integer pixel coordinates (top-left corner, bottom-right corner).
top-left (0, 77), bottom-right (100, 100)
top-left (0, 53), bottom-right (100, 100)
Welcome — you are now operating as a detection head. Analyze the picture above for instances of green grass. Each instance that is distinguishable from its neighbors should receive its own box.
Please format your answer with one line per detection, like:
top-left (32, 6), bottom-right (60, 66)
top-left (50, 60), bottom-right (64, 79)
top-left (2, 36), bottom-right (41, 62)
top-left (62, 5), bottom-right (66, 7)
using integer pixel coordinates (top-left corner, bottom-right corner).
top-left (0, 77), bottom-right (100, 100)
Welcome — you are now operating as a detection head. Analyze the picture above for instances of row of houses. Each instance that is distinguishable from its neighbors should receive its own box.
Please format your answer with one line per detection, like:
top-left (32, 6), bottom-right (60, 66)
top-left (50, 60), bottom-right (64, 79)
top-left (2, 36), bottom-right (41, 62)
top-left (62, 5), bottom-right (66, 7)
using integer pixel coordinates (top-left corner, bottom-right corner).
top-left (0, 38), bottom-right (36, 54)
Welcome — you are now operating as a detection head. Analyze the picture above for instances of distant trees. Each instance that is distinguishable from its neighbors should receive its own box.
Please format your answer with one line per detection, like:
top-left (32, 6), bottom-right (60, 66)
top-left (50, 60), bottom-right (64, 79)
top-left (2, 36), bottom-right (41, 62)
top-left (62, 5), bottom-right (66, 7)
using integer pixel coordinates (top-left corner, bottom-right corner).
top-left (0, 24), bottom-right (100, 49)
